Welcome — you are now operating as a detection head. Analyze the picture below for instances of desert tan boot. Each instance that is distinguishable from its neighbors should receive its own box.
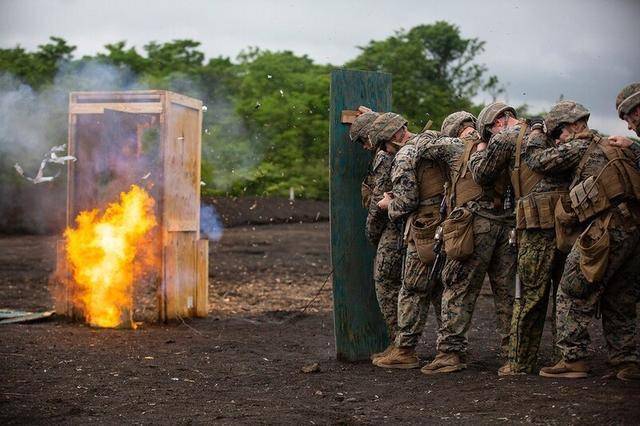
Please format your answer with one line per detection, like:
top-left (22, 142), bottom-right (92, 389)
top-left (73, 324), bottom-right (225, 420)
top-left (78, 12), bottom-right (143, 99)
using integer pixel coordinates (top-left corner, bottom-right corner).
top-left (497, 362), bottom-right (526, 377)
top-left (539, 359), bottom-right (589, 379)
top-left (370, 344), bottom-right (394, 362)
top-left (421, 351), bottom-right (466, 375)
top-left (616, 363), bottom-right (640, 382)
top-left (374, 346), bottom-right (420, 369)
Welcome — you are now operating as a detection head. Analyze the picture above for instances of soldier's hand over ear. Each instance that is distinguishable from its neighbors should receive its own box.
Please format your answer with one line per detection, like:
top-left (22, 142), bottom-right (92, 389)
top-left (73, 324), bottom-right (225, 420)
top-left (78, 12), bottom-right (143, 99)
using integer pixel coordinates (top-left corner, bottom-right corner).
top-left (608, 135), bottom-right (634, 148)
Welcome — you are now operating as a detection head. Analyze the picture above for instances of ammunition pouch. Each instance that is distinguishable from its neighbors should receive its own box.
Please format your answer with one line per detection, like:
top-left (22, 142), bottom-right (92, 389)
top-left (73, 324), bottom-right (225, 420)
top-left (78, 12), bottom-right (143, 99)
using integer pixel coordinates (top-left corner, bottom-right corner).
top-left (515, 191), bottom-right (564, 230)
top-left (568, 142), bottom-right (640, 223)
top-left (554, 195), bottom-right (580, 253)
top-left (361, 181), bottom-right (372, 209)
top-left (442, 207), bottom-right (474, 260)
top-left (569, 176), bottom-right (611, 223)
top-left (410, 204), bottom-right (441, 265)
top-left (577, 213), bottom-right (613, 283)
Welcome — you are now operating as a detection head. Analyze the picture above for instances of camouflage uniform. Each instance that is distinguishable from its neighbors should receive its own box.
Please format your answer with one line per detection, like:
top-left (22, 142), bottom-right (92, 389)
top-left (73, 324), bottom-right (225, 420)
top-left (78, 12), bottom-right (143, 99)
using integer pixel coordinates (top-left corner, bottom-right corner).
top-left (366, 149), bottom-right (403, 340)
top-left (416, 133), bottom-right (516, 357)
top-left (469, 126), bottom-right (570, 372)
top-left (527, 129), bottom-right (640, 367)
top-left (387, 134), bottom-right (444, 349)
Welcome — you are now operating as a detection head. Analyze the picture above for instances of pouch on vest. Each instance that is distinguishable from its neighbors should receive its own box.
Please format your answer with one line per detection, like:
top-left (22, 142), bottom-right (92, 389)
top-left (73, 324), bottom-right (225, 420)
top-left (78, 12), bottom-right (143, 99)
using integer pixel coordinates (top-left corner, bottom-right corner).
top-left (361, 181), bottom-right (372, 209)
top-left (411, 216), bottom-right (440, 265)
top-left (555, 196), bottom-right (579, 253)
top-left (577, 213), bottom-right (612, 283)
top-left (442, 207), bottom-right (474, 260)
top-left (569, 176), bottom-right (611, 222)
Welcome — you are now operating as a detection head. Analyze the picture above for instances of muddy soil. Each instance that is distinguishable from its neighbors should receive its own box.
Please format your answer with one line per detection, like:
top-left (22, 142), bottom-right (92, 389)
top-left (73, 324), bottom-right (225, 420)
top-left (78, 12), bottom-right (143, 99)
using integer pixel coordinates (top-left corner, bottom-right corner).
top-left (1, 222), bottom-right (639, 424)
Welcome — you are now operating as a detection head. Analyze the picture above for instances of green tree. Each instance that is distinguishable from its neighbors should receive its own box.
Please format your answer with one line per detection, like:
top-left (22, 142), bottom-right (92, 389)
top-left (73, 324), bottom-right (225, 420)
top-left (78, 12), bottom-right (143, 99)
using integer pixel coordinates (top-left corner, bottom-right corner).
top-left (347, 21), bottom-right (500, 131)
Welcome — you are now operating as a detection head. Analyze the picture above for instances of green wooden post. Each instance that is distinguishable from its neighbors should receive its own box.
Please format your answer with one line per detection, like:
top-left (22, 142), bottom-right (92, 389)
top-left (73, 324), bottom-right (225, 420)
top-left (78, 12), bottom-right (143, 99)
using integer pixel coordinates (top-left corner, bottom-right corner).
top-left (329, 68), bottom-right (392, 362)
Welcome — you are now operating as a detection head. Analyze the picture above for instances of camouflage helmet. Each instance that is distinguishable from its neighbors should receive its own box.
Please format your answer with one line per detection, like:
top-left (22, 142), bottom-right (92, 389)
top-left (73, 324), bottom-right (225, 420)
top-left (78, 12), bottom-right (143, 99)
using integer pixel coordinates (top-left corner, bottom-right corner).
top-left (349, 111), bottom-right (380, 144)
top-left (616, 82), bottom-right (640, 118)
top-left (441, 111), bottom-right (477, 137)
top-left (369, 112), bottom-right (408, 147)
top-left (476, 102), bottom-right (517, 140)
top-left (544, 100), bottom-right (590, 136)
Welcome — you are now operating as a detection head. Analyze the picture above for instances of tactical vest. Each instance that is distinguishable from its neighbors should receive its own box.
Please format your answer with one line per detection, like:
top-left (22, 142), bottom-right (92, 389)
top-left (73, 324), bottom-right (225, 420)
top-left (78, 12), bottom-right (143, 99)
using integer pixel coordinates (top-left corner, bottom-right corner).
top-left (511, 124), bottom-right (568, 230)
top-left (450, 136), bottom-right (506, 210)
top-left (569, 132), bottom-right (640, 223)
top-left (416, 159), bottom-right (447, 217)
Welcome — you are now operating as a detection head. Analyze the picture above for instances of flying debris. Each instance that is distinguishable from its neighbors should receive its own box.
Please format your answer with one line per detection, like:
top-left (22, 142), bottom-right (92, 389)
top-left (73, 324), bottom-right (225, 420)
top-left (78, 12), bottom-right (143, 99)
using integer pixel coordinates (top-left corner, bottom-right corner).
top-left (141, 172), bottom-right (151, 180)
top-left (201, 105), bottom-right (208, 112)
top-left (255, 101), bottom-right (262, 110)
top-left (200, 181), bottom-right (206, 186)
top-left (13, 144), bottom-right (76, 184)
top-left (267, 74), bottom-right (273, 79)
top-left (279, 89), bottom-right (284, 97)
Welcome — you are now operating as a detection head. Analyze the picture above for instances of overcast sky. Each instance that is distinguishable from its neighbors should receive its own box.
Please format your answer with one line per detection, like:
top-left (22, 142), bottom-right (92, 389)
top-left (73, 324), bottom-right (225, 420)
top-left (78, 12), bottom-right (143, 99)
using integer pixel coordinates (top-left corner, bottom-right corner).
top-left (1, 0), bottom-right (638, 135)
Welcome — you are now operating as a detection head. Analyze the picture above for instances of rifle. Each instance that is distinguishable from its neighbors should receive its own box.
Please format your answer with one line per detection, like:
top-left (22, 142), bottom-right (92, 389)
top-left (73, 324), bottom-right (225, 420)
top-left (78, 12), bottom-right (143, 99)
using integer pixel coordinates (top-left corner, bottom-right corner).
top-left (427, 225), bottom-right (445, 285)
top-left (509, 228), bottom-right (521, 300)
top-left (427, 196), bottom-right (449, 285)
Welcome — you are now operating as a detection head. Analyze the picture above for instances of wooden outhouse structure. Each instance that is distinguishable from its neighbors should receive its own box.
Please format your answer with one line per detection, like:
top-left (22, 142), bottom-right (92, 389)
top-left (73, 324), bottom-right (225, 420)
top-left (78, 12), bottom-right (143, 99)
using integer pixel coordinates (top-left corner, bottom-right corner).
top-left (56, 90), bottom-right (208, 323)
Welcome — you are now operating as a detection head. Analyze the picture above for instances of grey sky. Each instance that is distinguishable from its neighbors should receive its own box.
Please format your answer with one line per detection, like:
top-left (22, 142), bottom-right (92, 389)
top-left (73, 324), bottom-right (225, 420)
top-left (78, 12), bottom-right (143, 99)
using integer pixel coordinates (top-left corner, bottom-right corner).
top-left (1, 0), bottom-right (638, 134)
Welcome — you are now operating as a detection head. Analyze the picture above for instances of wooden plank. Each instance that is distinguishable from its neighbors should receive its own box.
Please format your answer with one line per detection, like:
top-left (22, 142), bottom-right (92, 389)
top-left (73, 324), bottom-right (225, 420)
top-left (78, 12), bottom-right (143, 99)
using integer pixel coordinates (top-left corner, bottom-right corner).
top-left (195, 239), bottom-right (209, 317)
top-left (168, 91), bottom-right (203, 111)
top-left (69, 103), bottom-right (163, 114)
top-left (163, 231), bottom-right (199, 320)
top-left (329, 68), bottom-right (392, 362)
top-left (341, 110), bottom-right (358, 124)
top-left (71, 90), bottom-right (163, 103)
top-left (162, 103), bottom-right (201, 232)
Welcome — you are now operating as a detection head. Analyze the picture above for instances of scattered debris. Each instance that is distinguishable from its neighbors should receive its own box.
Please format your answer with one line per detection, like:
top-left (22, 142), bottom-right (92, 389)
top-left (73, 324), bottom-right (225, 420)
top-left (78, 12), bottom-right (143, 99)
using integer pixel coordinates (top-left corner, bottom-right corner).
top-left (141, 172), bottom-right (151, 180)
top-left (301, 362), bottom-right (321, 373)
top-left (255, 101), bottom-right (261, 110)
top-left (279, 89), bottom-right (284, 97)
top-left (267, 74), bottom-right (273, 79)
top-left (13, 144), bottom-right (76, 184)
top-left (0, 309), bottom-right (55, 325)
top-left (200, 181), bottom-right (206, 186)
top-left (201, 105), bottom-right (208, 112)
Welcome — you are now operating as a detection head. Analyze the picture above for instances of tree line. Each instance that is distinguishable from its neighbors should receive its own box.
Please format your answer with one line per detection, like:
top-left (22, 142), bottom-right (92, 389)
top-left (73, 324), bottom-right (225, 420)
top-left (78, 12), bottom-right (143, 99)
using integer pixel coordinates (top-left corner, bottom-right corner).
top-left (0, 21), bottom-right (504, 200)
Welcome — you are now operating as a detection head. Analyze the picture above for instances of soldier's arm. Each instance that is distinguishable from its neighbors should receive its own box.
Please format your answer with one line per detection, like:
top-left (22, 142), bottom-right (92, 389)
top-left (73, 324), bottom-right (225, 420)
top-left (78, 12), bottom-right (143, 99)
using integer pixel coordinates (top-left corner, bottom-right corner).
top-left (365, 153), bottom-right (392, 243)
top-left (388, 155), bottom-right (419, 222)
top-left (523, 133), bottom-right (586, 174)
top-left (416, 137), bottom-right (461, 173)
top-left (468, 132), bottom-right (514, 185)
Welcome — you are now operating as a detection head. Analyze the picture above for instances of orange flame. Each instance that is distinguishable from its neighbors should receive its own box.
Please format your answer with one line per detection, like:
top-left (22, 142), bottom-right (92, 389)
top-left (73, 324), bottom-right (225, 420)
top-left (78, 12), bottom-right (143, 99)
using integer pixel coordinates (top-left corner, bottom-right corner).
top-left (64, 185), bottom-right (157, 328)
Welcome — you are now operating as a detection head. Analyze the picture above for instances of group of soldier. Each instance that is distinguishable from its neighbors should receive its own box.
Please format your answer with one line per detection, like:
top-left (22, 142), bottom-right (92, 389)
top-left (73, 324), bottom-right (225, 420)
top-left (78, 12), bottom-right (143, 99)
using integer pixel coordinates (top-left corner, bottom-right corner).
top-left (347, 82), bottom-right (640, 381)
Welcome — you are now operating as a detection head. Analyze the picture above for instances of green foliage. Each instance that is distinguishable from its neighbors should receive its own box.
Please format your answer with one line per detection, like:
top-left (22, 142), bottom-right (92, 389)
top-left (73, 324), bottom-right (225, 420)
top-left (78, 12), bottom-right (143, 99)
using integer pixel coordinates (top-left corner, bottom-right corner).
top-left (347, 21), bottom-right (499, 132)
top-left (0, 23), bottom-right (500, 200)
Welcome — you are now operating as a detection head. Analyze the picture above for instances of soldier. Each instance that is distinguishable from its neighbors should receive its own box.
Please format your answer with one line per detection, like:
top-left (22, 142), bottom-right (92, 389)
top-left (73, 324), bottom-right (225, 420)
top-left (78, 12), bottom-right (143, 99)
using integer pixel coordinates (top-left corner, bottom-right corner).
top-left (373, 118), bottom-right (445, 369)
top-left (348, 108), bottom-right (380, 221)
top-left (414, 110), bottom-right (516, 375)
top-left (468, 104), bottom-right (570, 375)
top-left (525, 101), bottom-right (640, 381)
top-left (608, 82), bottom-right (640, 155)
top-left (364, 112), bottom-right (409, 360)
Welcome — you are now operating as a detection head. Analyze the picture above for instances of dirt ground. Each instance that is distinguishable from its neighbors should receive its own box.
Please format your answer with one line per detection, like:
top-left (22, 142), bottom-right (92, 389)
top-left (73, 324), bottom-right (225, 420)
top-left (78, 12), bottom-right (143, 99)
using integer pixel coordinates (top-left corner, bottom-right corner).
top-left (1, 221), bottom-right (640, 424)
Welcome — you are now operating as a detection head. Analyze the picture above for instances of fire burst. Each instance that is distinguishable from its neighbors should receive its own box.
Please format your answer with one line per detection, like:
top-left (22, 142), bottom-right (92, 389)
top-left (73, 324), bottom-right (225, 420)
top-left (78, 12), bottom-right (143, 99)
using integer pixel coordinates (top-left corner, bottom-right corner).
top-left (64, 185), bottom-right (157, 328)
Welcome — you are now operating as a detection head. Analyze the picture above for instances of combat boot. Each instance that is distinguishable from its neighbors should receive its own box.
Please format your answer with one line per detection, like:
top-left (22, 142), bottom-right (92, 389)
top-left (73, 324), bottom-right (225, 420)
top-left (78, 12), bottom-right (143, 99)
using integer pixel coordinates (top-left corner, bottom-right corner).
top-left (539, 359), bottom-right (589, 379)
top-left (374, 346), bottom-right (420, 369)
top-left (497, 362), bottom-right (526, 377)
top-left (616, 363), bottom-right (640, 382)
top-left (421, 351), bottom-right (466, 375)
top-left (370, 344), bottom-right (394, 362)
